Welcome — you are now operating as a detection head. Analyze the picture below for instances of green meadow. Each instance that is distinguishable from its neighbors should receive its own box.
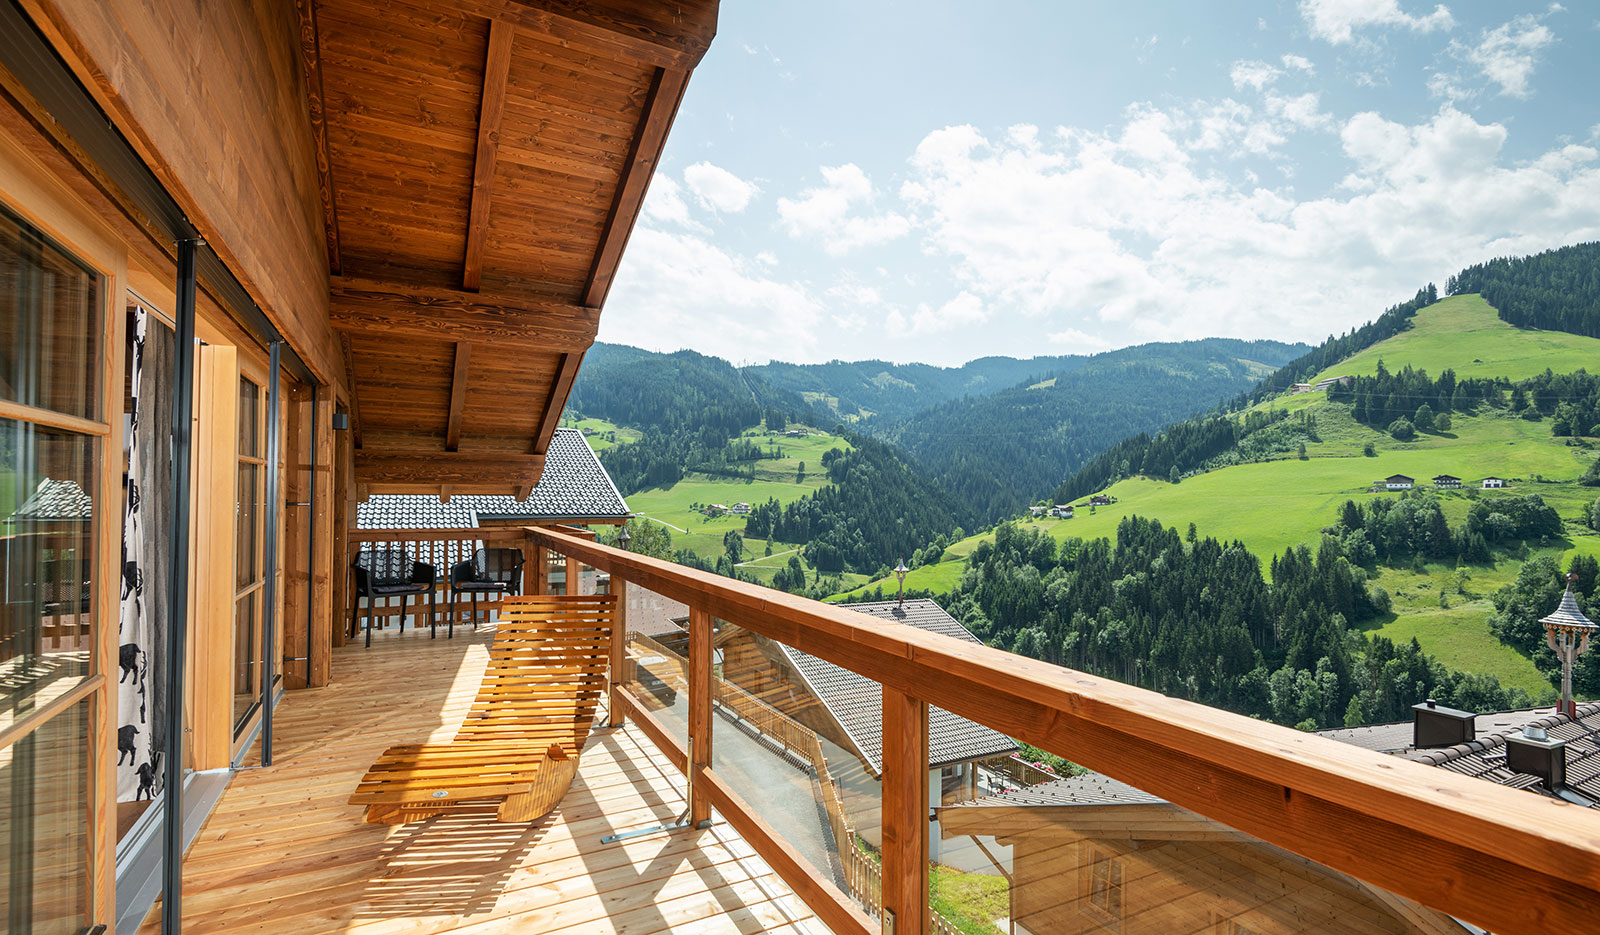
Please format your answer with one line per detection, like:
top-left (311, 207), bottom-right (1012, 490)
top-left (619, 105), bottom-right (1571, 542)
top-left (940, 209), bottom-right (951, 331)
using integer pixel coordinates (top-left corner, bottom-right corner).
top-left (832, 296), bottom-right (1600, 697)
top-left (564, 416), bottom-right (640, 451)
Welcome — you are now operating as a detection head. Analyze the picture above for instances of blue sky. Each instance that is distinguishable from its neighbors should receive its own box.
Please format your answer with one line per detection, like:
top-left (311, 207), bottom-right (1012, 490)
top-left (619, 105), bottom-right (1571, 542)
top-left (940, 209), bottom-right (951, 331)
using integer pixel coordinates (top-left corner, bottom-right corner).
top-left (600, 0), bottom-right (1600, 366)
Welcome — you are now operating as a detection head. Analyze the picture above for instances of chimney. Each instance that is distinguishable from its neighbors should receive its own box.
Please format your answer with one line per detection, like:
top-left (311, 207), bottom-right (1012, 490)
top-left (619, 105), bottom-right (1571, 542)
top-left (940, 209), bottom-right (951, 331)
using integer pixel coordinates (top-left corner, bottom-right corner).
top-left (1412, 699), bottom-right (1475, 749)
top-left (1506, 726), bottom-right (1567, 791)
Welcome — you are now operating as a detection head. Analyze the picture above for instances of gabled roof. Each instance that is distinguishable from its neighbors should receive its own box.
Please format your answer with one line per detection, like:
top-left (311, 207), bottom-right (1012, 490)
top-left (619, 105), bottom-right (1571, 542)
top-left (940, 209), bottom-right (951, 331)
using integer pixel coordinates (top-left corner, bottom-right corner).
top-left (1433, 474), bottom-right (1460, 481)
top-left (779, 599), bottom-right (1018, 773)
top-left (4, 478), bottom-right (93, 524)
top-left (944, 772), bottom-right (1162, 808)
top-left (357, 428), bottom-right (627, 529)
top-left (1320, 704), bottom-right (1600, 805)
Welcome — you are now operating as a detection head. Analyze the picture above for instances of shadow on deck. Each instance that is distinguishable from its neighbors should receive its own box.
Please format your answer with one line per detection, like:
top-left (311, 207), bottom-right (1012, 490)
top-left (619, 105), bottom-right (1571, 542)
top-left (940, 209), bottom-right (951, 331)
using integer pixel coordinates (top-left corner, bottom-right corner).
top-left (142, 622), bottom-right (822, 934)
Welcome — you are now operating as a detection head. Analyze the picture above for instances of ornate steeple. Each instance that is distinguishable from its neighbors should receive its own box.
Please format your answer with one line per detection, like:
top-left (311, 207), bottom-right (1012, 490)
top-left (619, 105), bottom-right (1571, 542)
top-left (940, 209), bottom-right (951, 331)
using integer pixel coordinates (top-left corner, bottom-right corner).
top-left (1539, 572), bottom-right (1596, 718)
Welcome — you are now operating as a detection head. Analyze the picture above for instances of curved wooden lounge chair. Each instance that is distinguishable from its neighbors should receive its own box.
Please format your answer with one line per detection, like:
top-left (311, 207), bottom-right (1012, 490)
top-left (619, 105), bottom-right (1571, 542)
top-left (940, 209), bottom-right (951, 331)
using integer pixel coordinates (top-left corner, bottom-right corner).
top-left (349, 594), bottom-right (615, 824)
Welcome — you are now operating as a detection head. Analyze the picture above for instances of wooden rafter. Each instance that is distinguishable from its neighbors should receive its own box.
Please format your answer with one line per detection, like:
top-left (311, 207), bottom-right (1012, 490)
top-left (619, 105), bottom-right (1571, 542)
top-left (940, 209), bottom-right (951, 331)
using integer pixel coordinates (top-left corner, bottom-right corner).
top-left (329, 278), bottom-right (599, 350)
top-left (294, 0), bottom-right (341, 275)
top-left (337, 331), bottom-right (363, 449)
top-left (452, 0), bottom-right (717, 70)
top-left (462, 18), bottom-right (514, 292)
top-left (355, 449), bottom-right (544, 487)
top-left (582, 66), bottom-right (689, 308)
top-left (533, 351), bottom-right (583, 455)
top-left (445, 342), bottom-right (471, 452)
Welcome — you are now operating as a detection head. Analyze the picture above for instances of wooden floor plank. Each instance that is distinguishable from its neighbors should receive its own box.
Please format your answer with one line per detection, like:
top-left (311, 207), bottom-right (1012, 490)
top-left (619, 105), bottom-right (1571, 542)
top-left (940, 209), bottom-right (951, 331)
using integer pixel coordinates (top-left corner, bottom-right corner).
top-left (141, 623), bottom-right (821, 935)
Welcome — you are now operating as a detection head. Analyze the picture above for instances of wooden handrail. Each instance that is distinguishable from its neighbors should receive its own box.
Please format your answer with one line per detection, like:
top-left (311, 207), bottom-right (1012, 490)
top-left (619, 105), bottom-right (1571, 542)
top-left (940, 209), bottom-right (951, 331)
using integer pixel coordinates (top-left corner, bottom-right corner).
top-left (527, 525), bottom-right (1600, 935)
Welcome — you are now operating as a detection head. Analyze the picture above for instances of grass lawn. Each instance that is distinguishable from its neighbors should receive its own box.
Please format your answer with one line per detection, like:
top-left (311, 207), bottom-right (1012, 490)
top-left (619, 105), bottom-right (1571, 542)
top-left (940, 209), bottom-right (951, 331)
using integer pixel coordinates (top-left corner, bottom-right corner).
top-left (563, 416), bottom-right (640, 452)
top-left (623, 430), bottom-right (852, 565)
top-left (930, 864), bottom-right (1008, 935)
top-left (1309, 294), bottom-right (1600, 384)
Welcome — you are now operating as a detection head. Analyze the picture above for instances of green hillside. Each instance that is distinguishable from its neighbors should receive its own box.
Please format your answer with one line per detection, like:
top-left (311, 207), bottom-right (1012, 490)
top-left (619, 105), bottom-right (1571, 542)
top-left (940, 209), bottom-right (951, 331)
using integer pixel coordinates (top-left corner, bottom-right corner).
top-left (1310, 294), bottom-right (1600, 383)
top-left (613, 426), bottom-right (867, 589)
top-left (834, 294), bottom-right (1600, 695)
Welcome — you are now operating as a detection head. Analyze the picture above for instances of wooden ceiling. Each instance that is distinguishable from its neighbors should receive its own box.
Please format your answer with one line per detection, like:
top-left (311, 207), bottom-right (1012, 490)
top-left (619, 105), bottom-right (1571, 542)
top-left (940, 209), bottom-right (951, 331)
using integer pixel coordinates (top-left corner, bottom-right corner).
top-left (301, 0), bottom-right (718, 496)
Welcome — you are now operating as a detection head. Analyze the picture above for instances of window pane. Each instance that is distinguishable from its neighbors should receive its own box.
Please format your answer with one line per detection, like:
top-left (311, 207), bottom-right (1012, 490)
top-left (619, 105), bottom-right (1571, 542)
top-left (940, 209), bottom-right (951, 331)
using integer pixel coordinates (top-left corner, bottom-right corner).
top-left (0, 419), bottom-right (93, 713)
top-left (237, 378), bottom-right (259, 458)
top-left (233, 593), bottom-right (258, 729)
top-left (0, 204), bottom-right (101, 421)
top-left (235, 462), bottom-right (258, 590)
top-left (0, 698), bottom-right (92, 935)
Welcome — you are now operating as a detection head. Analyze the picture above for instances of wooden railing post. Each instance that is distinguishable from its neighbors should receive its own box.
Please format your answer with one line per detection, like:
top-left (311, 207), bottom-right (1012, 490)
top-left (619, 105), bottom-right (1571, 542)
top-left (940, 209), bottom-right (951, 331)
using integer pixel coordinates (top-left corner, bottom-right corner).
top-left (609, 574), bottom-right (628, 728)
top-left (882, 686), bottom-right (928, 935)
top-left (688, 605), bottom-right (713, 827)
top-left (531, 543), bottom-right (548, 595)
top-left (566, 553), bottom-right (581, 595)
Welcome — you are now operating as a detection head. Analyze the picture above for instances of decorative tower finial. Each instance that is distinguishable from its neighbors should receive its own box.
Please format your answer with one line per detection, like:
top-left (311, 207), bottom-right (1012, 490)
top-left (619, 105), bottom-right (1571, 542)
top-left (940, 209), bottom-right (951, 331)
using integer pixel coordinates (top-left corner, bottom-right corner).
top-left (1539, 572), bottom-right (1596, 718)
top-left (893, 558), bottom-right (910, 607)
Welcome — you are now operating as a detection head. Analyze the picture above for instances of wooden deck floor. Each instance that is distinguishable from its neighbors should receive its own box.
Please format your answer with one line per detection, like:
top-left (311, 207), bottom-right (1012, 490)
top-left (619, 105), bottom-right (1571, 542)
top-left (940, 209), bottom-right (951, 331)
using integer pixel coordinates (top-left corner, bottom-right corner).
top-left (142, 621), bottom-right (824, 935)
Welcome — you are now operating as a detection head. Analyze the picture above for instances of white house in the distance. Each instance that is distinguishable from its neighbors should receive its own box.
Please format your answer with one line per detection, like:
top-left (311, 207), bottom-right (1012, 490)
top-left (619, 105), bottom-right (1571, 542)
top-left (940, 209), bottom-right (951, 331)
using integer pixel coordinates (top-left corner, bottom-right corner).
top-left (1482, 477), bottom-right (1508, 489)
top-left (731, 502), bottom-right (751, 515)
top-left (1433, 474), bottom-right (1461, 489)
top-left (1383, 474), bottom-right (1415, 490)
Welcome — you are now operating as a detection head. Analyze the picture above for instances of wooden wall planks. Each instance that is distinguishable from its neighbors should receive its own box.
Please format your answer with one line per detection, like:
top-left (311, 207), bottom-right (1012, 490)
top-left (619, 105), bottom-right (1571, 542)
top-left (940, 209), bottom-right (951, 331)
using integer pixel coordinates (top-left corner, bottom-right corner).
top-left (20, 0), bottom-right (341, 384)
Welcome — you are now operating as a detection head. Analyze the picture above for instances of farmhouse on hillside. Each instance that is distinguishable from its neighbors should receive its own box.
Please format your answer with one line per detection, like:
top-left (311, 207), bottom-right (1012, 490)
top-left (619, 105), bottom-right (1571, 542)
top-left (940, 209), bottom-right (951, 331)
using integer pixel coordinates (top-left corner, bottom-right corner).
top-left (1290, 382), bottom-right (1314, 394)
top-left (1315, 375), bottom-right (1354, 390)
top-left (1089, 494), bottom-right (1113, 506)
top-left (1433, 474), bottom-right (1462, 489)
top-left (1029, 505), bottom-right (1047, 517)
top-left (1482, 476), bottom-right (1508, 489)
top-left (731, 502), bottom-right (751, 515)
top-left (1051, 504), bottom-right (1075, 518)
top-left (1383, 474), bottom-right (1415, 490)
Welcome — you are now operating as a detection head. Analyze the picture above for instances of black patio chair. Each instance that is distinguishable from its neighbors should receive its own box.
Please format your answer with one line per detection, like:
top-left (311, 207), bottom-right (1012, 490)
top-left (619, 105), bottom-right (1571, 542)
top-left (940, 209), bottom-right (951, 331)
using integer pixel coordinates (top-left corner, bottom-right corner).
top-left (448, 548), bottom-right (525, 637)
top-left (350, 549), bottom-right (437, 647)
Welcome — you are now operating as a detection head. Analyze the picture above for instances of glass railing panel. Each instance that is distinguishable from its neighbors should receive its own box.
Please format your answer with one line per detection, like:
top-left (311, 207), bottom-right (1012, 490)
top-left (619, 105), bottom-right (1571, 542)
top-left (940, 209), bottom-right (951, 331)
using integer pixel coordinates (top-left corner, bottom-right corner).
top-left (710, 617), bottom-right (881, 926)
top-left (932, 753), bottom-right (1454, 935)
top-left (618, 583), bottom-right (689, 748)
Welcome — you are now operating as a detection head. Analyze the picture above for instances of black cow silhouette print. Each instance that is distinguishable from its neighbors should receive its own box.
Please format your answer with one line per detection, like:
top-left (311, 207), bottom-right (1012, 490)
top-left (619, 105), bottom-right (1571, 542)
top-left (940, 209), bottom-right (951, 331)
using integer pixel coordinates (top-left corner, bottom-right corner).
top-left (118, 724), bottom-right (139, 765)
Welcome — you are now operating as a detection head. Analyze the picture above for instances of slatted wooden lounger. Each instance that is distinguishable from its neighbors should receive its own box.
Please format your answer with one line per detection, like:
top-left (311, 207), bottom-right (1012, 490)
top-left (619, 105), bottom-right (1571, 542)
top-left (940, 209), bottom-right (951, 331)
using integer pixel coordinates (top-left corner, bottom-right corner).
top-left (349, 593), bottom-right (616, 824)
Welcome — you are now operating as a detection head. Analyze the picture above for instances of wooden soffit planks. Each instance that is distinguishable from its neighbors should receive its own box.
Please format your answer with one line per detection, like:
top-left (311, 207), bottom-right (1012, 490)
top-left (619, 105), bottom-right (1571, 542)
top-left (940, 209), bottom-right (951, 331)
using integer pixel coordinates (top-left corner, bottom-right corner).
top-left (330, 278), bottom-right (598, 350)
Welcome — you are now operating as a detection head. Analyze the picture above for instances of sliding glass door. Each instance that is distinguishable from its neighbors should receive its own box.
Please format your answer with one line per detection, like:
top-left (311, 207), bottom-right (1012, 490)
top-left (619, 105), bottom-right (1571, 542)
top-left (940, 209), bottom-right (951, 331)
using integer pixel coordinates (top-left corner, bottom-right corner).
top-left (0, 202), bottom-right (104, 934)
top-left (233, 377), bottom-right (267, 736)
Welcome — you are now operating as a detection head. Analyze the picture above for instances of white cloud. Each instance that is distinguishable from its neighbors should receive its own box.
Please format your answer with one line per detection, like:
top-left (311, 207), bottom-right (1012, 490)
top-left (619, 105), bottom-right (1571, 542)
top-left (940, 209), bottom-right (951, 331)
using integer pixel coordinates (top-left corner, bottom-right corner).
top-left (641, 174), bottom-right (705, 231)
top-left (886, 291), bottom-right (988, 336)
top-left (1047, 328), bottom-right (1114, 352)
top-left (1230, 60), bottom-right (1282, 90)
top-left (602, 227), bottom-right (826, 362)
top-left (1281, 53), bottom-right (1317, 73)
top-left (1459, 15), bottom-right (1555, 98)
top-left (896, 107), bottom-right (1600, 349)
top-left (1299, 0), bottom-right (1454, 45)
top-left (826, 282), bottom-right (884, 306)
top-left (1266, 91), bottom-right (1334, 130)
top-left (682, 161), bottom-right (760, 213)
top-left (777, 164), bottom-right (912, 255)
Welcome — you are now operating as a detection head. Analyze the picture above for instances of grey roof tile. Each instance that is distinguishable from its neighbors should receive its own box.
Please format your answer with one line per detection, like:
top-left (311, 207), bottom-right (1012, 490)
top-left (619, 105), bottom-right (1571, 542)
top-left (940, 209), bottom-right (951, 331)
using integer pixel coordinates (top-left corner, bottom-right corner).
top-left (781, 599), bottom-right (1018, 773)
top-left (945, 773), bottom-right (1163, 808)
top-left (356, 428), bottom-right (628, 530)
top-left (5, 478), bottom-right (93, 523)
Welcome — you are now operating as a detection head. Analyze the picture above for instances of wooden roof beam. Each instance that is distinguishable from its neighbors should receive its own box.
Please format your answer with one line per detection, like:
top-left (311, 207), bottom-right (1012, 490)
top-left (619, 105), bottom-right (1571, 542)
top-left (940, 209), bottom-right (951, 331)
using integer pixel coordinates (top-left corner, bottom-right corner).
top-left (462, 18), bottom-right (514, 292)
top-left (338, 332), bottom-right (363, 449)
top-left (330, 277), bottom-right (599, 350)
top-left (445, 342), bottom-right (471, 452)
top-left (582, 66), bottom-right (690, 308)
top-left (355, 449), bottom-right (545, 487)
top-left (457, 0), bottom-right (719, 70)
top-left (533, 351), bottom-right (583, 455)
top-left (295, 0), bottom-right (340, 274)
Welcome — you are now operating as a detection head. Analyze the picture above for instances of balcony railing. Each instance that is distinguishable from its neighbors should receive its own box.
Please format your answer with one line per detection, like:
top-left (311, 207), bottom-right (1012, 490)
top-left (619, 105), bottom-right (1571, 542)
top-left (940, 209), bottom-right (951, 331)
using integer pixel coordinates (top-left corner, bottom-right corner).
top-left (526, 524), bottom-right (1600, 935)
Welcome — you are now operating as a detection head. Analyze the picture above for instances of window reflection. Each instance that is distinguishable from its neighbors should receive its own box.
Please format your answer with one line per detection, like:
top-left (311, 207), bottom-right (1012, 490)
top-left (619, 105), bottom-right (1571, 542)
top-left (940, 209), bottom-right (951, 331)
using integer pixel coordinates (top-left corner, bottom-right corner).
top-left (0, 419), bottom-right (93, 714)
top-left (0, 204), bottom-right (99, 420)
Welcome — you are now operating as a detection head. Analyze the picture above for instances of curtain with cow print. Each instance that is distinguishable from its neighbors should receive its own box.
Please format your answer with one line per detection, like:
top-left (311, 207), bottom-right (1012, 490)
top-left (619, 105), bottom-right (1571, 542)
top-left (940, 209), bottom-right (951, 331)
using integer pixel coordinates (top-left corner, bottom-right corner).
top-left (118, 308), bottom-right (173, 803)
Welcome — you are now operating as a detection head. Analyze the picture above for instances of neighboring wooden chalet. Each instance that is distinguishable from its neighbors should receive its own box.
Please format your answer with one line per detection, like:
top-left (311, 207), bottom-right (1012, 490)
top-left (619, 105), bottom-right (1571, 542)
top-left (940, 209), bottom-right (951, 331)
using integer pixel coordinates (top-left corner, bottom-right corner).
top-left (1482, 476), bottom-right (1508, 489)
top-left (1089, 494), bottom-right (1113, 506)
top-left (1432, 474), bottom-right (1462, 489)
top-left (1321, 702), bottom-right (1600, 808)
top-left (717, 599), bottom-right (1019, 783)
top-left (936, 774), bottom-right (1466, 935)
top-left (1383, 474), bottom-right (1415, 490)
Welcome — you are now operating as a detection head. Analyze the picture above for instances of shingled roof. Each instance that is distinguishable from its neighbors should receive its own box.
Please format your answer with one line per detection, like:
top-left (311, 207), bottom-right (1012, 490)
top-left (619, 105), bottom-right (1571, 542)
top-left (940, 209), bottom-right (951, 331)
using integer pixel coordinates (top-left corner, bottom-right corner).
top-left (4, 478), bottom-right (93, 524)
top-left (1321, 703), bottom-right (1600, 805)
top-left (357, 428), bottom-right (627, 530)
top-left (781, 599), bottom-right (1018, 773)
top-left (943, 772), bottom-right (1163, 809)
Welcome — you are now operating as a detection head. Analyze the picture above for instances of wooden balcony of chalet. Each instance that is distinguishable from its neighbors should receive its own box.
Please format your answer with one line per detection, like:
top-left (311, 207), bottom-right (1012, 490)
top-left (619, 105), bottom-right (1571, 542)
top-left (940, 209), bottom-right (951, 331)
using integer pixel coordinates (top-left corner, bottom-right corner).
top-left (142, 619), bottom-right (820, 935)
